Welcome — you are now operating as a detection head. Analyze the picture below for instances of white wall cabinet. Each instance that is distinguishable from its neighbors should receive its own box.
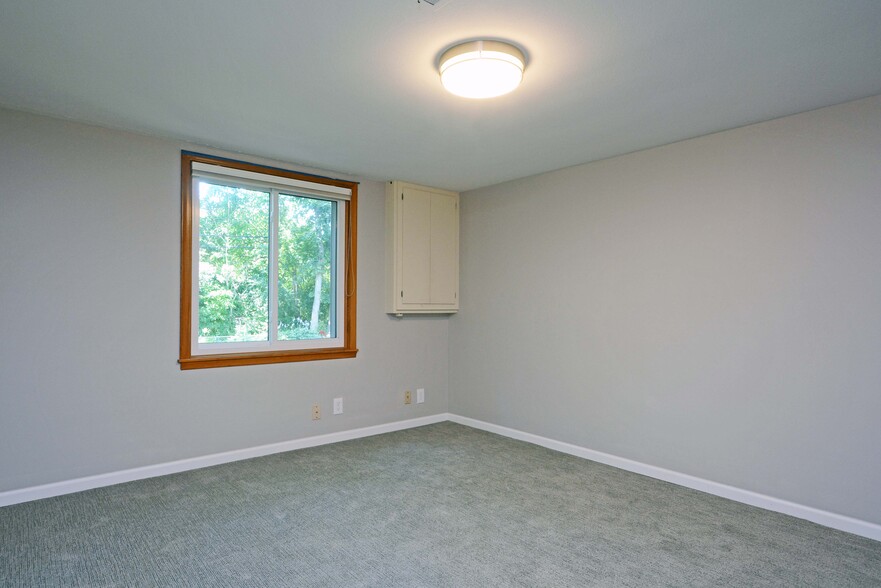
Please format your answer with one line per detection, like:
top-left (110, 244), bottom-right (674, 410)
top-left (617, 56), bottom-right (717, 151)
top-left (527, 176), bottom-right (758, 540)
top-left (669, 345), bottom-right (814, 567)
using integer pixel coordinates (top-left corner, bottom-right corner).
top-left (386, 181), bottom-right (459, 315)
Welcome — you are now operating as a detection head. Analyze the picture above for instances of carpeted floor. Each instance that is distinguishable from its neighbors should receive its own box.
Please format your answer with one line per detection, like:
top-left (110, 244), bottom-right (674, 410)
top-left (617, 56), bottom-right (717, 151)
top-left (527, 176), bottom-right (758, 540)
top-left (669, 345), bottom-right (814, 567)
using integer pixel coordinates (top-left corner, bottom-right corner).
top-left (1, 422), bottom-right (880, 587)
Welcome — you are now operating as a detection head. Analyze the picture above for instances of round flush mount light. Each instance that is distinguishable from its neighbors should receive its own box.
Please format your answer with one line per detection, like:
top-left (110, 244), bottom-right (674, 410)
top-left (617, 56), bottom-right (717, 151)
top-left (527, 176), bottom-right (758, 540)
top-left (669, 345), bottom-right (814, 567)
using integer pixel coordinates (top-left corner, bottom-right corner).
top-left (439, 40), bottom-right (525, 99)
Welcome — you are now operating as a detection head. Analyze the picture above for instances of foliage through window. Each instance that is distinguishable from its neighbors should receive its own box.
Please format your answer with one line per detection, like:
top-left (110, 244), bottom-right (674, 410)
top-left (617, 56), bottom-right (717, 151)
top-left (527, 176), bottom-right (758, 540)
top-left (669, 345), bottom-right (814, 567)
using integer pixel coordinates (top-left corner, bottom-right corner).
top-left (179, 153), bottom-right (358, 369)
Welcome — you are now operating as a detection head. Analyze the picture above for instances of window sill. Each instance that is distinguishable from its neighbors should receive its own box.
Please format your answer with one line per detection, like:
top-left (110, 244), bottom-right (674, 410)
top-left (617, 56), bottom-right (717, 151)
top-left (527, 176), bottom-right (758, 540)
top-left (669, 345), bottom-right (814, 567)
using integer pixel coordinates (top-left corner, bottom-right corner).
top-left (178, 347), bottom-right (358, 370)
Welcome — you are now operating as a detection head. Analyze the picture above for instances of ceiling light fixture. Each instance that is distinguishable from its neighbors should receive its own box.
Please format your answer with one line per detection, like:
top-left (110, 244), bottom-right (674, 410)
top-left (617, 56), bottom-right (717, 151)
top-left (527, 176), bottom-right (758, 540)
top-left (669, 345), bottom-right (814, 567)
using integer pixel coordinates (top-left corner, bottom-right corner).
top-left (439, 40), bottom-right (525, 99)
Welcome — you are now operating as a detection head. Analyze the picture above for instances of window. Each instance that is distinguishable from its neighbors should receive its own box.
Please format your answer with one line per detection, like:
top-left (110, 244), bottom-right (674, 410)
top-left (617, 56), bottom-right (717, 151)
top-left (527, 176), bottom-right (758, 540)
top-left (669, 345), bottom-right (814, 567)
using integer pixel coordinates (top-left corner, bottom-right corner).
top-left (179, 152), bottom-right (357, 369)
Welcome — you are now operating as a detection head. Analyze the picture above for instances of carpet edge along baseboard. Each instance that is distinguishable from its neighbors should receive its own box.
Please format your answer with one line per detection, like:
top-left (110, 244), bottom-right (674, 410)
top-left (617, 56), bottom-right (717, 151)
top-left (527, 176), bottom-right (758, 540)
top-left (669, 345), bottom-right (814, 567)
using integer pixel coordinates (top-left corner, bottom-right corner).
top-left (2, 412), bottom-right (879, 543)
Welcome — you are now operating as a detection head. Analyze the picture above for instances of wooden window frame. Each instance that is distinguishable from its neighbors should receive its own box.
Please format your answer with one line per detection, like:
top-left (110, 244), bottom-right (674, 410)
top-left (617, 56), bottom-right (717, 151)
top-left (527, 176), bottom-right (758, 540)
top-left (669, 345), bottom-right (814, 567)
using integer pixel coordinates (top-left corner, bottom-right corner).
top-left (179, 152), bottom-right (358, 369)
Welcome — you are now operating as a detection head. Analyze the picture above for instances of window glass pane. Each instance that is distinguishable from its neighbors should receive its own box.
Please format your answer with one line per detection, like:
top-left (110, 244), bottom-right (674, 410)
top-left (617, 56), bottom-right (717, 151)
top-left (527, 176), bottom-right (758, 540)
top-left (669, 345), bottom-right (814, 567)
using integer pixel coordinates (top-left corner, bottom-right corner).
top-left (197, 181), bottom-right (270, 343)
top-left (277, 194), bottom-right (336, 341)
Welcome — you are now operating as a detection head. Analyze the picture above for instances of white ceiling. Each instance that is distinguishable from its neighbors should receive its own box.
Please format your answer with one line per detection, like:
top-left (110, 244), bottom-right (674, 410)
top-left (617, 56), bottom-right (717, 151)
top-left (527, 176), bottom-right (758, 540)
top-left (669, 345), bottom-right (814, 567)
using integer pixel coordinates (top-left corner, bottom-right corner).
top-left (1, 1), bottom-right (880, 192)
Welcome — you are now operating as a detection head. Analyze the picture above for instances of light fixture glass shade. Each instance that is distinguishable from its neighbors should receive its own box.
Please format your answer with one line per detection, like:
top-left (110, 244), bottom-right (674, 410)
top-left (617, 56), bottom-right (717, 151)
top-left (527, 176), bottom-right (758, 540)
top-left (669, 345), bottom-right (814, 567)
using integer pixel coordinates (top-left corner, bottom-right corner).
top-left (439, 40), bottom-right (525, 99)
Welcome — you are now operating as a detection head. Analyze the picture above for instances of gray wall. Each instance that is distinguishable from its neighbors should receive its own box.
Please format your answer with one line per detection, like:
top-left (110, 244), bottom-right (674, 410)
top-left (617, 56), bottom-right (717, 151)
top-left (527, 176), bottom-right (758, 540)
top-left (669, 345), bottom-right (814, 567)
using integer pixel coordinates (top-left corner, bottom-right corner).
top-left (450, 95), bottom-right (881, 525)
top-left (0, 108), bottom-right (448, 492)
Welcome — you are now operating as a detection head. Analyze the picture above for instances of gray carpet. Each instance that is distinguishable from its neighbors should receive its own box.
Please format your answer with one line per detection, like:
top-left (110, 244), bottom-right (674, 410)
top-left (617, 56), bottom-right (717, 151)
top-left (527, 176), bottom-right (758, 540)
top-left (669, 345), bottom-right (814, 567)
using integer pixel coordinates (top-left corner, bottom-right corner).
top-left (1, 422), bottom-right (880, 587)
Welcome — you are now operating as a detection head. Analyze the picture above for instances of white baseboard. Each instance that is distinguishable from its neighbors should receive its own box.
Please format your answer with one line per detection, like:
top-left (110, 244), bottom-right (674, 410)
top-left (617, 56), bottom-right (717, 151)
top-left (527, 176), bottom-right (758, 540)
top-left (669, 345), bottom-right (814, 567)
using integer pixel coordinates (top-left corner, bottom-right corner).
top-left (0, 413), bottom-right (450, 508)
top-left (447, 414), bottom-right (881, 542)
top-left (3, 411), bottom-right (879, 543)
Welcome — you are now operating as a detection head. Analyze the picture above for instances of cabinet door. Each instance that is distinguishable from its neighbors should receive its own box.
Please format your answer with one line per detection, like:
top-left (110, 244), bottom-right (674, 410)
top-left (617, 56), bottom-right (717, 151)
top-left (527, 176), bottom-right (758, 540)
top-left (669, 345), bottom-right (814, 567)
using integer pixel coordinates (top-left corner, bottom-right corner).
top-left (430, 192), bottom-right (458, 304)
top-left (400, 188), bottom-right (431, 304)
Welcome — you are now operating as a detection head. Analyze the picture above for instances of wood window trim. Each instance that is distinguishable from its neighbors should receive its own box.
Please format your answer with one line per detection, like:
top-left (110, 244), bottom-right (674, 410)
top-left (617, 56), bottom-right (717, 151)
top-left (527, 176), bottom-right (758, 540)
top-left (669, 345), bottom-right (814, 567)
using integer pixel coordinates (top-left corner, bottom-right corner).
top-left (179, 152), bottom-right (358, 370)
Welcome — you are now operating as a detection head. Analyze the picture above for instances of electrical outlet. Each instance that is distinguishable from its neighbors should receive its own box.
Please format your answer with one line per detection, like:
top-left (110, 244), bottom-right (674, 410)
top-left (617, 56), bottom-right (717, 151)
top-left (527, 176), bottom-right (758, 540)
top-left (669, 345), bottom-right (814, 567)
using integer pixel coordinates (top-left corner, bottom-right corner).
top-left (404, 390), bottom-right (412, 405)
top-left (417, 388), bottom-right (425, 404)
top-left (312, 404), bottom-right (321, 420)
top-left (333, 397), bottom-right (343, 415)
